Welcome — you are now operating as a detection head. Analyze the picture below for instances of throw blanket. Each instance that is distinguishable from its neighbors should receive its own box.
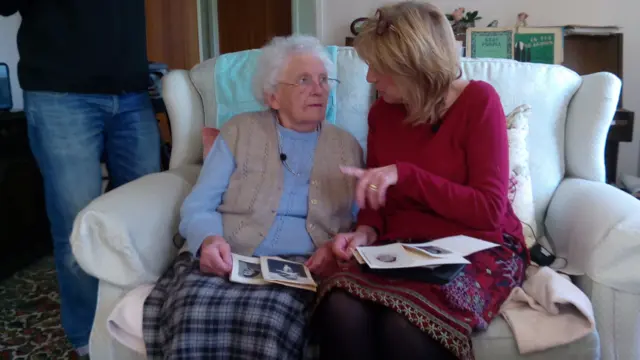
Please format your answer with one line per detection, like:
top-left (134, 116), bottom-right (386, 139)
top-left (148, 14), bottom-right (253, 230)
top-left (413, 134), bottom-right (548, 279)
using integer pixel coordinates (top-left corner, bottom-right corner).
top-left (499, 266), bottom-right (595, 354)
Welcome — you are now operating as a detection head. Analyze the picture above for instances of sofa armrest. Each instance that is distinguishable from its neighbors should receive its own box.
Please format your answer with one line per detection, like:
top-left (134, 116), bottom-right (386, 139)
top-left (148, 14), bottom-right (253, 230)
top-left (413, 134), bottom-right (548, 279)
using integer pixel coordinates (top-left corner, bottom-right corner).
top-left (70, 165), bottom-right (201, 288)
top-left (565, 72), bottom-right (621, 182)
top-left (545, 178), bottom-right (640, 293)
top-left (163, 69), bottom-right (205, 169)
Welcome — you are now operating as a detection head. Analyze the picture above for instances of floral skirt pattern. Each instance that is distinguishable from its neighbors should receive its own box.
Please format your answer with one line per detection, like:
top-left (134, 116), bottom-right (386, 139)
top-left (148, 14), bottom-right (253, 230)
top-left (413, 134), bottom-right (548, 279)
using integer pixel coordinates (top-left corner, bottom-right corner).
top-left (316, 236), bottom-right (527, 360)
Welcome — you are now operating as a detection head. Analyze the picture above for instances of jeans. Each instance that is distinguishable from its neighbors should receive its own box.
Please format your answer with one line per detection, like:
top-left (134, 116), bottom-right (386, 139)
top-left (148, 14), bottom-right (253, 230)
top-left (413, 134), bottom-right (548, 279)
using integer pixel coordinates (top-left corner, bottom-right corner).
top-left (23, 91), bottom-right (161, 349)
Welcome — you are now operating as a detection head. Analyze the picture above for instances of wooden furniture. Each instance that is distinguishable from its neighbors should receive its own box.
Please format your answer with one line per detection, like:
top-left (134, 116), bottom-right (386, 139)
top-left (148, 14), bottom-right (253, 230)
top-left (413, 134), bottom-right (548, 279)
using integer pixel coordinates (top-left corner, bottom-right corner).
top-left (0, 111), bottom-right (52, 280)
top-left (217, 0), bottom-right (292, 54)
top-left (144, 0), bottom-right (200, 71)
top-left (608, 109), bottom-right (635, 183)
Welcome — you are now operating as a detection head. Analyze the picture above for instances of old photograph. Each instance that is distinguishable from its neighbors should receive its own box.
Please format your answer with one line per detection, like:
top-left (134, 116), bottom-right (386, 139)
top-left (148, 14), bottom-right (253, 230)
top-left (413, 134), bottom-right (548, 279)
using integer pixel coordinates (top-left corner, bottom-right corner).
top-left (261, 257), bottom-right (316, 286)
top-left (412, 245), bottom-right (453, 257)
top-left (230, 254), bottom-right (268, 285)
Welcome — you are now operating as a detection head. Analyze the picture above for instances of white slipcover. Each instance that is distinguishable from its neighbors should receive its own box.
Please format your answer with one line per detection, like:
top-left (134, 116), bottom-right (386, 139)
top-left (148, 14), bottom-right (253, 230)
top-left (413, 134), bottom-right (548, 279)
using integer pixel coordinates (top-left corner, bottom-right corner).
top-left (71, 47), bottom-right (640, 360)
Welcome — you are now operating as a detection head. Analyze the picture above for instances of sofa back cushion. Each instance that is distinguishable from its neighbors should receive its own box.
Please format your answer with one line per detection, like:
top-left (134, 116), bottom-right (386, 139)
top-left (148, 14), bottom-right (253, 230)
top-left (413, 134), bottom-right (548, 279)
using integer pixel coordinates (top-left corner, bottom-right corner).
top-left (460, 59), bottom-right (581, 230)
top-left (190, 47), bottom-right (582, 232)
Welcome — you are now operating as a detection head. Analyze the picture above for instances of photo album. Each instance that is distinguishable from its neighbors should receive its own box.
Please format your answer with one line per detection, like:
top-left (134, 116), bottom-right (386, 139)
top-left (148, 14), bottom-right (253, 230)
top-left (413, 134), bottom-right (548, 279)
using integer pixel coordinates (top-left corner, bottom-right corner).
top-left (353, 235), bottom-right (499, 269)
top-left (230, 254), bottom-right (317, 292)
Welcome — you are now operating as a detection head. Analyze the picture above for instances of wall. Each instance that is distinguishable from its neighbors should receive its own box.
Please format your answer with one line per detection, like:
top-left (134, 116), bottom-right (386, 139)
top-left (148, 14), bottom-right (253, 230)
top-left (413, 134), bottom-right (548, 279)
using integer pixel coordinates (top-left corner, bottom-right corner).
top-left (318, 0), bottom-right (640, 178)
top-left (0, 13), bottom-right (22, 110)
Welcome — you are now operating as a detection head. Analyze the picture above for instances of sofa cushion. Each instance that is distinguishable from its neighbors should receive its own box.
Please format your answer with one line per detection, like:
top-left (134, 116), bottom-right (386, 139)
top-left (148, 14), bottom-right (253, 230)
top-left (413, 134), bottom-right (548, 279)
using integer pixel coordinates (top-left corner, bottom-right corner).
top-left (107, 284), bottom-right (599, 359)
top-left (506, 104), bottom-right (537, 248)
top-left (460, 58), bottom-right (582, 232)
top-left (472, 316), bottom-right (600, 359)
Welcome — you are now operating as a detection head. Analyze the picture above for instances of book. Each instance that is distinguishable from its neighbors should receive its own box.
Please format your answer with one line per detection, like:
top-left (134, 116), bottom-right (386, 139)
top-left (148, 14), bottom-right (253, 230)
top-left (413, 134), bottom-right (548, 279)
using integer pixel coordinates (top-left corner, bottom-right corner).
top-left (466, 26), bottom-right (564, 64)
top-left (230, 254), bottom-right (317, 292)
top-left (354, 235), bottom-right (500, 270)
top-left (513, 27), bottom-right (564, 64)
top-left (465, 27), bottom-right (515, 60)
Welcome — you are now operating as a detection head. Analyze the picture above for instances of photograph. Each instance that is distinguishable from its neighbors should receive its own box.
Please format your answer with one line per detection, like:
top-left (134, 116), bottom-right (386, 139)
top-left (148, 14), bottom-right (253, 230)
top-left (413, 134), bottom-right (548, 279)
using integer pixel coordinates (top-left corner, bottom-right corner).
top-left (261, 257), bottom-right (316, 286)
top-left (376, 254), bottom-right (398, 263)
top-left (239, 260), bottom-right (262, 278)
top-left (413, 245), bottom-right (453, 257)
top-left (357, 243), bottom-right (414, 269)
top-left (230, 254), bottom-right (269, 285)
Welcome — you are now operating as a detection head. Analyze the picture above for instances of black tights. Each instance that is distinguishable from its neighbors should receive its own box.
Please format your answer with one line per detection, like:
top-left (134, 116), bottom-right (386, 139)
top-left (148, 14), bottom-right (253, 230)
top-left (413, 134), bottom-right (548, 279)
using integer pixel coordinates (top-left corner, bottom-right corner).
top-left (314, 290), bottom-right (458, 360)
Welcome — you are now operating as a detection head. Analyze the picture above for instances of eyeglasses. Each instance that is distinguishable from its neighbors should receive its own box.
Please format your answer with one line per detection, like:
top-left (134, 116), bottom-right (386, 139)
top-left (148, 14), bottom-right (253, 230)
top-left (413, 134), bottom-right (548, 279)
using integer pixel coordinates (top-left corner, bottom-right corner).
top-left (278, 75), bottom-right (340, 93)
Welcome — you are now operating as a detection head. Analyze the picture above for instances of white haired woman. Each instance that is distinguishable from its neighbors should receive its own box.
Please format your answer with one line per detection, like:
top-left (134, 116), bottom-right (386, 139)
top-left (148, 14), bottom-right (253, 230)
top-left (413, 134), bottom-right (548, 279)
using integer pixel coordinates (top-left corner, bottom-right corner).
top-left (142, 35), bottom-right (363, 359)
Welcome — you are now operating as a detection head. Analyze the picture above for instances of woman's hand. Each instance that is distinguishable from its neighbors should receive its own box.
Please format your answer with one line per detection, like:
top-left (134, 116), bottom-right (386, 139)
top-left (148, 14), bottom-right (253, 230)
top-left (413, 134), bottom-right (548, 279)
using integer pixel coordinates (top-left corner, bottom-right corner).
top-left (305, 244), bottom-right (336, 278)
top-left (340, 165), bottom-right (398, 210)
top-left (331, 228), bottom-right (374, 261)
top-left (199, 235), bottom-right (233, 276)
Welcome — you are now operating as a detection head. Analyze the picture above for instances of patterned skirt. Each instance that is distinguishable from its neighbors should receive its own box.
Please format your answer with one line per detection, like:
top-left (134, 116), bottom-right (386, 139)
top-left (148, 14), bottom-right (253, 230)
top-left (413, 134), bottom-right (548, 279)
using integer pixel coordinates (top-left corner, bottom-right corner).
top-left (316, 235), bottom-right (527, 360)
top-left (143, 252), bottom-right (318, 360)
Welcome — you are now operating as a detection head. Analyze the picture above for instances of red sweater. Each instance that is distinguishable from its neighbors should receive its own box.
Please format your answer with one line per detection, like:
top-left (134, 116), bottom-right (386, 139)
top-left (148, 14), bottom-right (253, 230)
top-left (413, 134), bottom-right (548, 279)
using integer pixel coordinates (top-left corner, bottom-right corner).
top-left (358, 80), bottom-right (525, 247)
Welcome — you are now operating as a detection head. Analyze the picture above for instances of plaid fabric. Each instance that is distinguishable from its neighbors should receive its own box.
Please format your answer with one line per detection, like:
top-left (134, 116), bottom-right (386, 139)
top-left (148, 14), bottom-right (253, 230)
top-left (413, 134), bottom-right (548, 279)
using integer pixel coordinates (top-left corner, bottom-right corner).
top-left (143, 252), bottom-right (319, 360)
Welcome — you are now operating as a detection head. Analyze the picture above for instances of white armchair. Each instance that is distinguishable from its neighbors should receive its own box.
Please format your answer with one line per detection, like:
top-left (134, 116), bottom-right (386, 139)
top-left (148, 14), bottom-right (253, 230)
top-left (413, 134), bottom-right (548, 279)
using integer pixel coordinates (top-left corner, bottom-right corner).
top-left (71, 47), bottom-right (640, 360)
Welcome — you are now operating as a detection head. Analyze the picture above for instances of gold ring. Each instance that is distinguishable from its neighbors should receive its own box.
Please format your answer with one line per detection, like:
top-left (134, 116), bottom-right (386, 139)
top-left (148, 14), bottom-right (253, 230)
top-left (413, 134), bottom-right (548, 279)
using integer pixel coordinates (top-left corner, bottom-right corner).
top-left (368, 184), bottom-right (378, 191)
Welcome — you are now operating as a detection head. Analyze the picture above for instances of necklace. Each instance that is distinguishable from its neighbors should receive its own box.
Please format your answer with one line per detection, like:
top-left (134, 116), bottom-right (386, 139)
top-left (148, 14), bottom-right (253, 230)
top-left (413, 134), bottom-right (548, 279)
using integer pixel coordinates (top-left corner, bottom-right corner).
top-left (274, 114), bottom-right (321, 177)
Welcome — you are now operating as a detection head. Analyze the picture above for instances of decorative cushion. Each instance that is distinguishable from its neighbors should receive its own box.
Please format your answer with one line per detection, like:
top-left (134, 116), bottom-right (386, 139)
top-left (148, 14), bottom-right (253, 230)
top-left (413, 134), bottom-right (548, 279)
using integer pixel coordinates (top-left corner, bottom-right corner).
top-left (506, 104), bottom-right (537, 248)
top-left (202, 127), bottom-right (220, 159)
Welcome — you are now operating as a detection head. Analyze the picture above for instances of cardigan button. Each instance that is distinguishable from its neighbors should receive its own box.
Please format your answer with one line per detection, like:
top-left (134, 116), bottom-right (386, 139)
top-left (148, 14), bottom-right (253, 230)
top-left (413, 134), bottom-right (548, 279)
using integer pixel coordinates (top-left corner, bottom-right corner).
top-left (311, 180), bottom-right (319, 185)
top-left (308, 224), bottom-right (315, 230)
top-left (310, 199), bottom-right (318, 205)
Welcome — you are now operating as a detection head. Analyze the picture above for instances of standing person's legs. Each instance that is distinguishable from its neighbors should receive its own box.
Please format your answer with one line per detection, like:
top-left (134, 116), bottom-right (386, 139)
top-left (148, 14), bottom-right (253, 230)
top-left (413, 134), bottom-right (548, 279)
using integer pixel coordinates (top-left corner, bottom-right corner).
top-left (105, 91), bottom-right (160, 188)
top-left (24, 91), bottom-right (108, 354)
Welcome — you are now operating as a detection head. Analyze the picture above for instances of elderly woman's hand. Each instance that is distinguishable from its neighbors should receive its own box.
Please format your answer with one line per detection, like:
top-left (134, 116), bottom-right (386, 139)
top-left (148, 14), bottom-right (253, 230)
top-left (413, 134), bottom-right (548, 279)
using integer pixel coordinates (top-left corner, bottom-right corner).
top-left (340, 165), bottom-right (398, 210)
top-left (305, 244), bottom-right (336, 278)
top-left (200, 235), bottom-right (233, 277)
top-left (331, 227), bottom-right (374, 261)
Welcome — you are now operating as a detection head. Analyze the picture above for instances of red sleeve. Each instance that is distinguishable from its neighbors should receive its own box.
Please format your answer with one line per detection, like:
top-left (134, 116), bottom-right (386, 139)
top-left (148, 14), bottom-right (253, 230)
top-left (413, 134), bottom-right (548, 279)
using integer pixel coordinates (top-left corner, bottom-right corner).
top-left (356, 101), bottom-right (386, 234)
top-left (395, 85), bottom-right (509, 231)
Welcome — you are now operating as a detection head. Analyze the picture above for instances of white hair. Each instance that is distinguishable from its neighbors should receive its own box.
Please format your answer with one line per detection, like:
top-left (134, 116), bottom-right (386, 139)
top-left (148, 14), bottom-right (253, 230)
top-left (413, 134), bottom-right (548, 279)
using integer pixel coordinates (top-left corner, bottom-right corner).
top-left (253, 35), bottom-right (333, 105)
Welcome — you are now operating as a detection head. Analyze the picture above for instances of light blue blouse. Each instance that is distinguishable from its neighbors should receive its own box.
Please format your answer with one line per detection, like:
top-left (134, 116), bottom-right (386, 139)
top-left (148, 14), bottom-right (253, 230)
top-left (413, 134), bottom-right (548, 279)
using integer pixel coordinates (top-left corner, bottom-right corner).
top-left (179, 123), bottom-right (357, 256)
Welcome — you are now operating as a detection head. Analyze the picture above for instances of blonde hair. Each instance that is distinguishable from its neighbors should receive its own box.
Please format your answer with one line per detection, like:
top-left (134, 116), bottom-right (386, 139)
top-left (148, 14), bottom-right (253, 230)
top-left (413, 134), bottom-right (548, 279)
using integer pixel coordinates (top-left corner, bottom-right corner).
top-left (354, 1), bottom-right (460, 125)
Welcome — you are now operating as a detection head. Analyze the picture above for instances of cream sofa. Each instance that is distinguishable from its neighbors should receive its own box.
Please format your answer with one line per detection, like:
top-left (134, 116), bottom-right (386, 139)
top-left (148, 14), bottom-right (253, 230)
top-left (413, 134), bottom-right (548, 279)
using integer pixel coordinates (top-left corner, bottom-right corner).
top-left (70, 47), bottom-right (640, 360)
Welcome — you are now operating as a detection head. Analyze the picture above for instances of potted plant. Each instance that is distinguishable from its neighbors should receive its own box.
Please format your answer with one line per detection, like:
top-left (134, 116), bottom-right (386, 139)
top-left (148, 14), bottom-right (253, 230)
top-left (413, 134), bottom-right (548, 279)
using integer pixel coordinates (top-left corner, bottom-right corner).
top-left (446, 8), bottom-right (482, 41)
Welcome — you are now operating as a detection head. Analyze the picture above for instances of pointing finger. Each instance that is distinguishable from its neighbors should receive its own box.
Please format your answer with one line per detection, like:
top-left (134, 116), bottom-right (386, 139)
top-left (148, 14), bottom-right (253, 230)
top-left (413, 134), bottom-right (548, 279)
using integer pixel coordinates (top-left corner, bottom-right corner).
top-left (340, 165), bottom-right (366, 178)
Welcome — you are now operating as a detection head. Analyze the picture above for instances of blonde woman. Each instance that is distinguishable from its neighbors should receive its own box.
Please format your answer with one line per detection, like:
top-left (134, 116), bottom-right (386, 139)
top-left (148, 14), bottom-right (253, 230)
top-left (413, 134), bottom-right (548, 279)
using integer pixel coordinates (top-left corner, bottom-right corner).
top-left (313, 2), bottom-right (530, 360)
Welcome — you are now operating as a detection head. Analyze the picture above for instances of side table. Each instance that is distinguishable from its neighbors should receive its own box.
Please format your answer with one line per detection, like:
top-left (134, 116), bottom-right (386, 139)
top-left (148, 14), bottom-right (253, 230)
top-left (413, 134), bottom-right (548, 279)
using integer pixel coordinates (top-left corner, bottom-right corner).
top-left (606, 109), bottom-right (635, 184)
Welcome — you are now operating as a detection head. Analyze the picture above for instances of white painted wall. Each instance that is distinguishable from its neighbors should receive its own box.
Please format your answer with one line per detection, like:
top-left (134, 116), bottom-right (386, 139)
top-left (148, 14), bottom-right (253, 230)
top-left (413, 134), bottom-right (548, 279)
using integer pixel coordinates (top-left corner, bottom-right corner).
top-left (0, 13), bottom-right (22, 110)
top-left (317, 0), bottom-right (640, 178)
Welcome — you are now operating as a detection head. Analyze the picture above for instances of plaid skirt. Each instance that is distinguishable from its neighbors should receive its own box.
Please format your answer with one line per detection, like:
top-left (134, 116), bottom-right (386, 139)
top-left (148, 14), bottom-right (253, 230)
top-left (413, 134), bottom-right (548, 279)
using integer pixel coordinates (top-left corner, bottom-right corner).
top-left (143, 252), bottom-right (319, 360)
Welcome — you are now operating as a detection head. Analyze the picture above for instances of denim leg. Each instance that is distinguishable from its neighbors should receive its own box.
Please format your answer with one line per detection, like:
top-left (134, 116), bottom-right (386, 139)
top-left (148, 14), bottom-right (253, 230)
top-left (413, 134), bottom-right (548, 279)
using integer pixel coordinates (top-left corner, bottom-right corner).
top-left (105, 92), bottom-right (161, 188)
top-left (23, 91), bottom-right (107, 349)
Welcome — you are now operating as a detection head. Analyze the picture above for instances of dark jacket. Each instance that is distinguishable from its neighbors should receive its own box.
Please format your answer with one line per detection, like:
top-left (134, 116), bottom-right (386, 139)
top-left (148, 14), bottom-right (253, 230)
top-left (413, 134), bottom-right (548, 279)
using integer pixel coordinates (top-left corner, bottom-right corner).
top-left (1, 0), bottom-right (149, 94)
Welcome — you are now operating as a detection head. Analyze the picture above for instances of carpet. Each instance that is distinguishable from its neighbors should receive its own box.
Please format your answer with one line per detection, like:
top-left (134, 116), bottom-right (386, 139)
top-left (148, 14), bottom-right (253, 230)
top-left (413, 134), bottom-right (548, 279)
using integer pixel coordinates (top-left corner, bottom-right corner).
top-left (0, 256), bottom-right (78, 359)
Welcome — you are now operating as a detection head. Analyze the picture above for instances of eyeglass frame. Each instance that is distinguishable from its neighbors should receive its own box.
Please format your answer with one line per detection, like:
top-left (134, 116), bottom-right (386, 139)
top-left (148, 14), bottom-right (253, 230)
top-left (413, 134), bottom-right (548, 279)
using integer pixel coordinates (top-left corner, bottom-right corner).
top-left (277, 73), bottom-right (340, 93)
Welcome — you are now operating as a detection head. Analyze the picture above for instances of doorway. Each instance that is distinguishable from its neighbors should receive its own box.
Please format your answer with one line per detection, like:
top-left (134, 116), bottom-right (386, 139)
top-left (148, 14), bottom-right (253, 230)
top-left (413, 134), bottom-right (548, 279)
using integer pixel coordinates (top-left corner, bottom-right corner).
top-left (198, 0), bottom-right (321, 59)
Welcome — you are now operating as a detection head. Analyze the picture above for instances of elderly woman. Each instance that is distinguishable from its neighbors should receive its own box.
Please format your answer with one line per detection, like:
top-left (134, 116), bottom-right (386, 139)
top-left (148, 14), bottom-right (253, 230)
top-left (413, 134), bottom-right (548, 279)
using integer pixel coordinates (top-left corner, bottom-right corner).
top-left (313, 2), bottom-right (530, 360)
top-left (142, 35), bottom-right (362, 360)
